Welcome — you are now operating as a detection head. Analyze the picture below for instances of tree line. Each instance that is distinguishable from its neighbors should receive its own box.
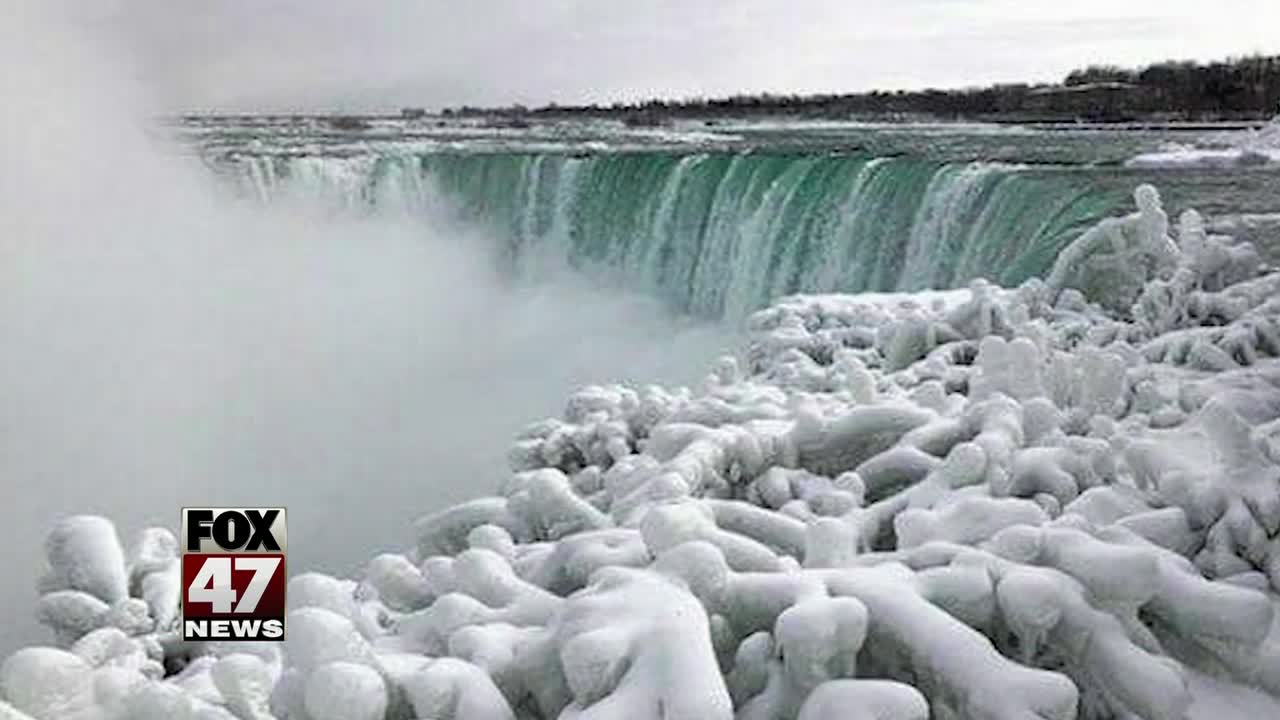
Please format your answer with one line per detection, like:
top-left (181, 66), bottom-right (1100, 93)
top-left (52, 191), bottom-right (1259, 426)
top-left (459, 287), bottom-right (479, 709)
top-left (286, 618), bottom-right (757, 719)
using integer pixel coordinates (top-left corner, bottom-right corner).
top-left (440, 54), bottom-right (1280, 125)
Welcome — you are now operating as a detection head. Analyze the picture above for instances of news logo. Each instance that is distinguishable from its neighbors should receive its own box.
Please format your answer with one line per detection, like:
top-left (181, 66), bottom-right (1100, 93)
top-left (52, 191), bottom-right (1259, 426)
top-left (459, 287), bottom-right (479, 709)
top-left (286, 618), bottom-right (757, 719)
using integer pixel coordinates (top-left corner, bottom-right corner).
top-left (181, 507), bottom-right (287, 641)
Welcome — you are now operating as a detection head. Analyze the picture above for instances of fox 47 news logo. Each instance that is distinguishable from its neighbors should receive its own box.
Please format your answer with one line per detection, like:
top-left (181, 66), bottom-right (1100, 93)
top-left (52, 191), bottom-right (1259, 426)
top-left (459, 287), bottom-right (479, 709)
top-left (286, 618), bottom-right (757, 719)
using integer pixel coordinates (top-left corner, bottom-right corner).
top-left (181, 508), bottom-right (287, 641)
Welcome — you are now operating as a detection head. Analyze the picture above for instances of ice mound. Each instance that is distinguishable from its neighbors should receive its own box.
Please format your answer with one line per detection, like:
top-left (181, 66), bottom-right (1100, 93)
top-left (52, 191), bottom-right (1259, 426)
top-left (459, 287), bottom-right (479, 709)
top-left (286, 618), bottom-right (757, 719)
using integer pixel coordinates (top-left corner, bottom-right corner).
top-left (6, 185), bottom-right (1280, 719)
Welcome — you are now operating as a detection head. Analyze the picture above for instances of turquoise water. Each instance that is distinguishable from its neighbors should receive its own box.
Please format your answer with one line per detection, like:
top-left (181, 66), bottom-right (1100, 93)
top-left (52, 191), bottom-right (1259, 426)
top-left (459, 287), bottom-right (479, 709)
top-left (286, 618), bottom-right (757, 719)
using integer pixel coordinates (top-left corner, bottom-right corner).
top-left (227, 150), bottom-right (1124, 318)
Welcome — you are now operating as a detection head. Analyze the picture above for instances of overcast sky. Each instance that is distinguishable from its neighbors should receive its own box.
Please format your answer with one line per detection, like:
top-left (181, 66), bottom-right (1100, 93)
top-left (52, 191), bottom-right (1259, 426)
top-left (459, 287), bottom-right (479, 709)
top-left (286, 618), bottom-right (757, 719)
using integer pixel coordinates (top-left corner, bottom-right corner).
top-left (78, 0), bottom-right (1280, 112)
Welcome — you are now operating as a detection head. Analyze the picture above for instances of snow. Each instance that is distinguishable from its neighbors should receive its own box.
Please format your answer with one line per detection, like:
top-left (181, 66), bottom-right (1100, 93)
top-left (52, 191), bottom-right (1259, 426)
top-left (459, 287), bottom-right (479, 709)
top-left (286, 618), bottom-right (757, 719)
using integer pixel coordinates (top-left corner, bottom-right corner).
top-left (5, 184), bottom-right (1280, 718)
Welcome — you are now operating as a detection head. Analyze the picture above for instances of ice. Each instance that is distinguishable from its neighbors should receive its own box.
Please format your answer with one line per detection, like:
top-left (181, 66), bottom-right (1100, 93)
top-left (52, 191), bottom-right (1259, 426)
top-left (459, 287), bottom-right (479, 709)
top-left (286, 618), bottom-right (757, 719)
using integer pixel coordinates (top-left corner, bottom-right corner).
top-left (303, 662), bottom-right (386, 720)
top-left (1126, 118), bottom-right (1280, 168)
top-left (6, 186), bottom-right (1280, 718)
top-left (1125, 146), bottom-right (1280, 169)
top-left (1046, 185), bottom-right (1181, 313)
top-left (211, 654), bottom-right (275, 720)
top-left (362, 555), bottom-right (432, 613)
top-left (796, 680), bottom-right (928, 720)
top-left (41, 517), bottom-right (129, 606)
top-left (0, 648), bottom-right (92, 718)
top-left (403, 657), bottom-right (513, 720)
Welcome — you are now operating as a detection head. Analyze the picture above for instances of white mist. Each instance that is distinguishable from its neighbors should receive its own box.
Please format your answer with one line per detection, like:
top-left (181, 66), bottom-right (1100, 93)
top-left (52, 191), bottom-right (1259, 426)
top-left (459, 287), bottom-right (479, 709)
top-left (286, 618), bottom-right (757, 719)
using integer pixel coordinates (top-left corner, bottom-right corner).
top-left (0, 2), bottom-right (729, 651)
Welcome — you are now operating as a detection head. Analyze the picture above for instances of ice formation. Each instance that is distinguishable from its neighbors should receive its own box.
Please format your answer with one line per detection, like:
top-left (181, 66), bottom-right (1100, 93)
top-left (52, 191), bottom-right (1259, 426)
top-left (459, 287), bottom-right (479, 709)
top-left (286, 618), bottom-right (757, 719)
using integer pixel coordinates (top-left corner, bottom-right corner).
top-left (5, 185), bottom-right (1280, 719)
top-left (1127, 116), bottom-right (1280, 168)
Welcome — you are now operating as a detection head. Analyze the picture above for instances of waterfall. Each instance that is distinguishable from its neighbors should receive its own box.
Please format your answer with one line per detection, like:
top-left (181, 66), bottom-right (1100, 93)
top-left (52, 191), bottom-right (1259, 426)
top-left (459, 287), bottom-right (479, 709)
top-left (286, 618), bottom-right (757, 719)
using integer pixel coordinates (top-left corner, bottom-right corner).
top-left (218, 150), bottom-right (1125, 319)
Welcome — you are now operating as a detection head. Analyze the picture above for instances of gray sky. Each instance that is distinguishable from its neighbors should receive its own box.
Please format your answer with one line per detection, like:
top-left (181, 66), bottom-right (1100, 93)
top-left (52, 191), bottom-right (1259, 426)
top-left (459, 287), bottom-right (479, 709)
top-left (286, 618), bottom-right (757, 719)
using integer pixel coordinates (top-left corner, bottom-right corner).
top-left (82, 0), bottom-right (1280, 112)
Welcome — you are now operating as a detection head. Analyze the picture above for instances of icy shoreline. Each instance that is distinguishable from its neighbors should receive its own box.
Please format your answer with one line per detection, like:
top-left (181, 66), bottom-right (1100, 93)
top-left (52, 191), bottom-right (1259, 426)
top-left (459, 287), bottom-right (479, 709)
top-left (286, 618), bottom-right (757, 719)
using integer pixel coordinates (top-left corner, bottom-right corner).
top-left (5, 186), bottom-right (1280, 719)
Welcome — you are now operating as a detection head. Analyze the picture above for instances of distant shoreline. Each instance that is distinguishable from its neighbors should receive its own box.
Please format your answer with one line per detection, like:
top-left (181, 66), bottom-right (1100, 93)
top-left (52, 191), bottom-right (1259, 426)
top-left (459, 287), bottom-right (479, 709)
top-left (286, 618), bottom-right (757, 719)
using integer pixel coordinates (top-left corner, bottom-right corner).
top-left (171, 113), bottom-right (1270, 134)
top-left (177, 53), bottom-right (1280, 131)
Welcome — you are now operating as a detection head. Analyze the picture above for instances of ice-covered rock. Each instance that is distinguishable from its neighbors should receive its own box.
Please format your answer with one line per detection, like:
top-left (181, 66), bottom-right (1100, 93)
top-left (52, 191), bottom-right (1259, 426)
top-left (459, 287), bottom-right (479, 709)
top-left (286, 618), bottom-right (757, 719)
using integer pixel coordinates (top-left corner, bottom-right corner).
top-left (0, 648), bottom-right (93, 718)
top-left (42, 516), bottom-right (129, 606)
top-left (303, 662), bottom-right (386, 720)
top-left (403, 658), bottom-right (514, 720)
top-left (1046, 185), bottom-right (1180, 313)
top-left (8, 185), bottom-right (1280, 718)
top-left (555, 566), bottom-right (733, 719)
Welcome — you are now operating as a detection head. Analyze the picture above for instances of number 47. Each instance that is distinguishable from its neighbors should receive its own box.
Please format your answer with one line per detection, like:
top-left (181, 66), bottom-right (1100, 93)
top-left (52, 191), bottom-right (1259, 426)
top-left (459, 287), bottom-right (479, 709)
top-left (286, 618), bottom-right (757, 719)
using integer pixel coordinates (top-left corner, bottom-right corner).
top-left (188, 557), bottom-right (281, 614)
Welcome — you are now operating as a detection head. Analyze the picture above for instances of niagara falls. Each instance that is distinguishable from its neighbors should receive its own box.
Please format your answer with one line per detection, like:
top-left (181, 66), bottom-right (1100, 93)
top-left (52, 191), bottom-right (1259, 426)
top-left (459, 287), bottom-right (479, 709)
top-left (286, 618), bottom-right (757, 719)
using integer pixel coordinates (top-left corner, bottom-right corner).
top-left (5, 1), bottom-right (1280, 719)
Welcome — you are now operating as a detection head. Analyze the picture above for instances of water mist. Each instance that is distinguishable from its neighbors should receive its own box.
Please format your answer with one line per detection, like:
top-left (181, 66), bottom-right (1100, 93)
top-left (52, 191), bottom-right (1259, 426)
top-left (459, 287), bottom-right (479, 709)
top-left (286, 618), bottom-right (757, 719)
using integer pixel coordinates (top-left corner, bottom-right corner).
top-left (0, 2), bottom-right (728, 652)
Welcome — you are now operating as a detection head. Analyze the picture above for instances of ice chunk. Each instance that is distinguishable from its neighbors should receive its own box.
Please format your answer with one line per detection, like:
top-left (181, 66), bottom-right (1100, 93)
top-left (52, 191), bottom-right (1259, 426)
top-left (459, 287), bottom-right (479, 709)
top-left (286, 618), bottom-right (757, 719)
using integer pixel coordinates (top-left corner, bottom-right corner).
top-left (303, 662), bottom-right (386, 720)
top-left (211, 653), bottom-right (276, 720)
top-left (0, 648), bottom-right (93, 719)
top-left (283, 608), bottom-right (376, 674)
top-left (797, 680), bottom-right (929, 720)
top-left (555, 567), bottom-right (732, 719)
top-left (403, 658), bottom-right (514, 720)
top-left (362, 554), bottom-right (432, 612)
top-left (43, 516), bottom-right (128, 604)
